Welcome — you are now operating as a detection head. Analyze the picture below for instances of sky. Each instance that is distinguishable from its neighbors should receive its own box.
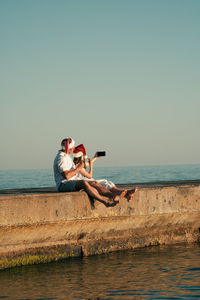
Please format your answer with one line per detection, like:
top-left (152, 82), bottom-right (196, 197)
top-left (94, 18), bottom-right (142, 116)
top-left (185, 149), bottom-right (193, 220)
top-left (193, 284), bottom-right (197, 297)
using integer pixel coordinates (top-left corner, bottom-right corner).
top-left (0, 0), bottom-right (200, 170)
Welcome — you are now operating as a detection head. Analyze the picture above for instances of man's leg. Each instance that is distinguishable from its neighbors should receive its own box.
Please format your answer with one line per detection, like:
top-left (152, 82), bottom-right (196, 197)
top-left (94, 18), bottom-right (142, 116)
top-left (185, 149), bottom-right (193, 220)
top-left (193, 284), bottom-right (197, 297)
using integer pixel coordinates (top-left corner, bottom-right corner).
top-left (75, 180), bottom-right (112, 204)
top-left (87, 181), bottom-right (127, 201)
top-left (110, 186), bottom-right (125, 195)
top-left (58, 180), bottom-right (77, 192)
top-left (109, 186), bottom-right (138, 202)
top-left (125, 187), bottom-right (138, 201)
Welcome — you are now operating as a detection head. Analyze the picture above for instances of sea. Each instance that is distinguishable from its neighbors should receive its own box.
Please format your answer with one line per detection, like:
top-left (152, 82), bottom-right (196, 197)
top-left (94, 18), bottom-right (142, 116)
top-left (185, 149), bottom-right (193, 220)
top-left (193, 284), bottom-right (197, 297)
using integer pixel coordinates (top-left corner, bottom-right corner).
top-left (0, 164), bottom-right (200, 190)
top-left (0, 164), bottom-right (200, 299)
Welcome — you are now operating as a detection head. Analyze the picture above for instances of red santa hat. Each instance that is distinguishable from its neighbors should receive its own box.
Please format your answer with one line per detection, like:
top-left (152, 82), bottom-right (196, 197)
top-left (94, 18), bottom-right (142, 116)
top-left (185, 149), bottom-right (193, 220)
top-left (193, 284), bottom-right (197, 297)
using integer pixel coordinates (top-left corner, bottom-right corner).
top-left (73, 144), bottom-right (87, 159)
top-left (61, 138), bottom-right (75, 153)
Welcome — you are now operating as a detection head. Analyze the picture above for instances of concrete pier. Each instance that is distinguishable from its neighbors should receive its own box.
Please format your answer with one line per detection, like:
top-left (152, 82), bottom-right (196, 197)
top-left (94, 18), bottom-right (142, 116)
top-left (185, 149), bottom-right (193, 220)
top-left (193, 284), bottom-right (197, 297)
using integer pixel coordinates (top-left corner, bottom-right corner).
top-left (0, 180), bottom-right (200, 270)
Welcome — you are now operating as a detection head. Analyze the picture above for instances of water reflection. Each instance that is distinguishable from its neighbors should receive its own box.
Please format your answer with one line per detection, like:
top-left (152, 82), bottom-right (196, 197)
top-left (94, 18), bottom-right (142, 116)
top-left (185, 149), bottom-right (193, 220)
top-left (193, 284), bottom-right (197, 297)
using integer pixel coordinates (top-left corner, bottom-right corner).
top-left (0, 244), bottom-right (200, 299)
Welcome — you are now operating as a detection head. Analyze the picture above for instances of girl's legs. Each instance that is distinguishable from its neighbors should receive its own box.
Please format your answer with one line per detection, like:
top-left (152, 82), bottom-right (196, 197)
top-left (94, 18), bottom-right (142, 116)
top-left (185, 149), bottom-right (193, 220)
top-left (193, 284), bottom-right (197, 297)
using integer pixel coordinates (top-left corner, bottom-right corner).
top-left (110, 186), bottom-right (138, 202)
top-left (125, 187), bottom-right (138, 201)
top-left (75, 180), bottom-right (111, 204)
top-left (88, 181), bottom-right (127, 201)
top-left (95, 180), bottom-right (138, 201)
top-left (75, 180), bottom-right (137, 203)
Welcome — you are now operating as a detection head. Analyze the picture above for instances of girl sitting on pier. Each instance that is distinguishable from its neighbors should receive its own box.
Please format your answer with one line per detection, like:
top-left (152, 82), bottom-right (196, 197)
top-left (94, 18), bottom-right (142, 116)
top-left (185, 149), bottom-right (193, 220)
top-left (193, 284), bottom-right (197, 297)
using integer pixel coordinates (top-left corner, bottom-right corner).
top-left (73, 144), bottom-right (137, 202)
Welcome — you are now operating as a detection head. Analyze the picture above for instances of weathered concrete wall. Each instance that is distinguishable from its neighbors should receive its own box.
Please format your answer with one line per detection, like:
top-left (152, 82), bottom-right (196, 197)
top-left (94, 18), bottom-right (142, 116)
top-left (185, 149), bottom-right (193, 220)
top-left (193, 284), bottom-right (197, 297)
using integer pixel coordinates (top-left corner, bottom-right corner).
top-left (0, 180), bottom-right (200, 269)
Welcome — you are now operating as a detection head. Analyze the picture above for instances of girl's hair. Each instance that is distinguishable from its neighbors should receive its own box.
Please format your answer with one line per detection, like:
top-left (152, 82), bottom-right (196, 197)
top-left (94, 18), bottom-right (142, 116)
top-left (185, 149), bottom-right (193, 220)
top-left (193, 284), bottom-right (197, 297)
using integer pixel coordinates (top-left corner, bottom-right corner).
top-left (73, 157), bottom-right (82, 165)
top-left (74, 156), bottom-right (88, 169)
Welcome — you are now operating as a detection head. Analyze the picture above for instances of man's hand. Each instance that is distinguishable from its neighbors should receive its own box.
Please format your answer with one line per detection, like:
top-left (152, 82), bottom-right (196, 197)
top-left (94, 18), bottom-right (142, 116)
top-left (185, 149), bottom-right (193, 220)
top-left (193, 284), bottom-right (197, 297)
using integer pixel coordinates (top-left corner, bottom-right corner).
top-left (63, 160), bottom-right (84, 180)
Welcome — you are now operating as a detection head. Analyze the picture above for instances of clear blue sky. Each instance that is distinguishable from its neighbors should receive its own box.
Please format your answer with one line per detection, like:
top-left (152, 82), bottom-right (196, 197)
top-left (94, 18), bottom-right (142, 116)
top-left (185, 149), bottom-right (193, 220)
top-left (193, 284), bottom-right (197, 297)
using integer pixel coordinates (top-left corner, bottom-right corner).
top-left (1, 0), bottom-right (199, 170)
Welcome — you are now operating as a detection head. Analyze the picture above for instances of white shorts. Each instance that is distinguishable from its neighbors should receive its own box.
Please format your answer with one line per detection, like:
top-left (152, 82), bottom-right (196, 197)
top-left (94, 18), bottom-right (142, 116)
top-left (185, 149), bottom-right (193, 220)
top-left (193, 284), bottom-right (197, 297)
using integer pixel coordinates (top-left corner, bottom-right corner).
top-left (96, 179), bottom-right (115, 190)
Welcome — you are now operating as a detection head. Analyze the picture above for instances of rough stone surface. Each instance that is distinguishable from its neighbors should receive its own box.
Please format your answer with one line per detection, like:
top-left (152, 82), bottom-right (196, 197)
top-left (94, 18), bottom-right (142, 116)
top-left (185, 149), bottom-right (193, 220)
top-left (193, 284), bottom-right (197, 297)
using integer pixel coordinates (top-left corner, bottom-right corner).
top-left (0, 180), bottom-right (200, 270)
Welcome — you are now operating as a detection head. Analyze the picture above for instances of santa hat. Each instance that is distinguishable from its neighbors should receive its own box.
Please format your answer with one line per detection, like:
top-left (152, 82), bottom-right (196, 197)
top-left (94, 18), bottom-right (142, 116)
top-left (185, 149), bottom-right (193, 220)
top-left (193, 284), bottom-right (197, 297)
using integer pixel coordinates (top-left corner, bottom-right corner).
top-left (61, 138), bottom-right (75, 153)
top-left (73, 144), bottom-right (87, 159)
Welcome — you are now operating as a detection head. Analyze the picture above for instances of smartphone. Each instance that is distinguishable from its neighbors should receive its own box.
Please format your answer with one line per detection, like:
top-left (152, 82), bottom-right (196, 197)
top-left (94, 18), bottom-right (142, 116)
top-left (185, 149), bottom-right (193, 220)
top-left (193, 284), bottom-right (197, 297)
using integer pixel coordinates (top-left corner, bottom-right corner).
top-left (96, 151), bottom-right (106, 157)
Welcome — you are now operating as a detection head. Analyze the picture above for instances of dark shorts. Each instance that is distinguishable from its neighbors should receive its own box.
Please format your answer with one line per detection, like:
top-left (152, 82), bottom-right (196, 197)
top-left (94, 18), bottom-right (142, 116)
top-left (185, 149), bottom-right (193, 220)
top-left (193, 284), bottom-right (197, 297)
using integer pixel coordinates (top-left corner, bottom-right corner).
top-left (58, 180), bottom-right (77, 192)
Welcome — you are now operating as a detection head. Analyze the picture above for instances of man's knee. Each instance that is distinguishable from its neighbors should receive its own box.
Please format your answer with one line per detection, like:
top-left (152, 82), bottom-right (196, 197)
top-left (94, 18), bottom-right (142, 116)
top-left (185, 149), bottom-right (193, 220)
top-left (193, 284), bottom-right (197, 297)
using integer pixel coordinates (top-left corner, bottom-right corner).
top-left (75, 180), bottom-right (88, 191)
top-left (89, 180), bottom-right (98, 186)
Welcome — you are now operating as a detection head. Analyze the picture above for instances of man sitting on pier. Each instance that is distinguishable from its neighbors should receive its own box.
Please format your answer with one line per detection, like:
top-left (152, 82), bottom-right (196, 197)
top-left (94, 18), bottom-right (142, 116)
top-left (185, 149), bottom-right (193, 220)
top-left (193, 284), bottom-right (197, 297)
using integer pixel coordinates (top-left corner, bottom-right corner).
top-left (53, 138), bottom-right (137, 206)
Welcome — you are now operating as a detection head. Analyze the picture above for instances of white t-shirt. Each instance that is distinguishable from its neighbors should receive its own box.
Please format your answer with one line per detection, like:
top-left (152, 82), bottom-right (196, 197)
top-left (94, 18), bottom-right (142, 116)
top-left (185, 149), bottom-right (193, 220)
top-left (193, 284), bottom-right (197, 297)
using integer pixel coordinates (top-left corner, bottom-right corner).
top-left (53, 150), bottom-right (76, 190)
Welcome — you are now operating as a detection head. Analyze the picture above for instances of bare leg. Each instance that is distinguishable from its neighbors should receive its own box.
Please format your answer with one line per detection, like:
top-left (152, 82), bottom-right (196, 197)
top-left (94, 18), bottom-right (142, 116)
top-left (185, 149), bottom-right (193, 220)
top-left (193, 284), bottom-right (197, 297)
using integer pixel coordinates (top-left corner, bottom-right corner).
top-left (88, 181), bottom-right (127, 202)
top-left (125, 187), bottom-right (138, 202)
top-left (75, 180), bottom-right (113, 205)
top-left (89, 181), bottom-right (113, 197)
top-left (110, 186), bottom-right (125, 195)
top-left (111, 186), bottom-right (138, 201)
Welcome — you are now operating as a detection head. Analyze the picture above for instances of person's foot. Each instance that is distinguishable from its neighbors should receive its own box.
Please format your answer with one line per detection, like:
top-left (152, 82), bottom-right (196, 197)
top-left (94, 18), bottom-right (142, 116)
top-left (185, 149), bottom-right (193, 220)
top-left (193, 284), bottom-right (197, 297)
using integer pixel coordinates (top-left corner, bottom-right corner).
top-left (112, 189), bottom-right (127, 202)
top-left (125, 187), bottom-right (138, 202)
top-left (106, 200), bottom-right (119, 207)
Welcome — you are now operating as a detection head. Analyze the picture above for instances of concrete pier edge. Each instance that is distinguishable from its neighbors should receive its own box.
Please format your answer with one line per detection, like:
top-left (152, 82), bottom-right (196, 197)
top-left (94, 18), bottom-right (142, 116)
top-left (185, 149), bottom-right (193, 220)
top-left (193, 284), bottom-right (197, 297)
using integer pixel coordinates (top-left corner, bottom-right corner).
top-left (0, 180), bottom-right (200, 270)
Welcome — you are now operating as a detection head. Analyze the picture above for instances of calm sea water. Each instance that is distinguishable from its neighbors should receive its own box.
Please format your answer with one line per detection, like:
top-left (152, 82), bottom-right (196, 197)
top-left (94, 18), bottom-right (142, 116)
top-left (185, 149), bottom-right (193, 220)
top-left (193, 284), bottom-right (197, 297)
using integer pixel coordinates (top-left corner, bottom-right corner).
top-left (0, 244), bottom-right (200, 299)
top-left (0, 164), bottom-right (200, 190)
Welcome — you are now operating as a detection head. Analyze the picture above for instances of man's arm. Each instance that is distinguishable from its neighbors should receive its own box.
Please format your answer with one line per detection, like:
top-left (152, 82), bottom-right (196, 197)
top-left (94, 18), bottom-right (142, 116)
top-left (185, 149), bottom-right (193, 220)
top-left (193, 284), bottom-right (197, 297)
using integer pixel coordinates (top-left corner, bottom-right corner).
top-left (62, 161), bottom-right (84, 180)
